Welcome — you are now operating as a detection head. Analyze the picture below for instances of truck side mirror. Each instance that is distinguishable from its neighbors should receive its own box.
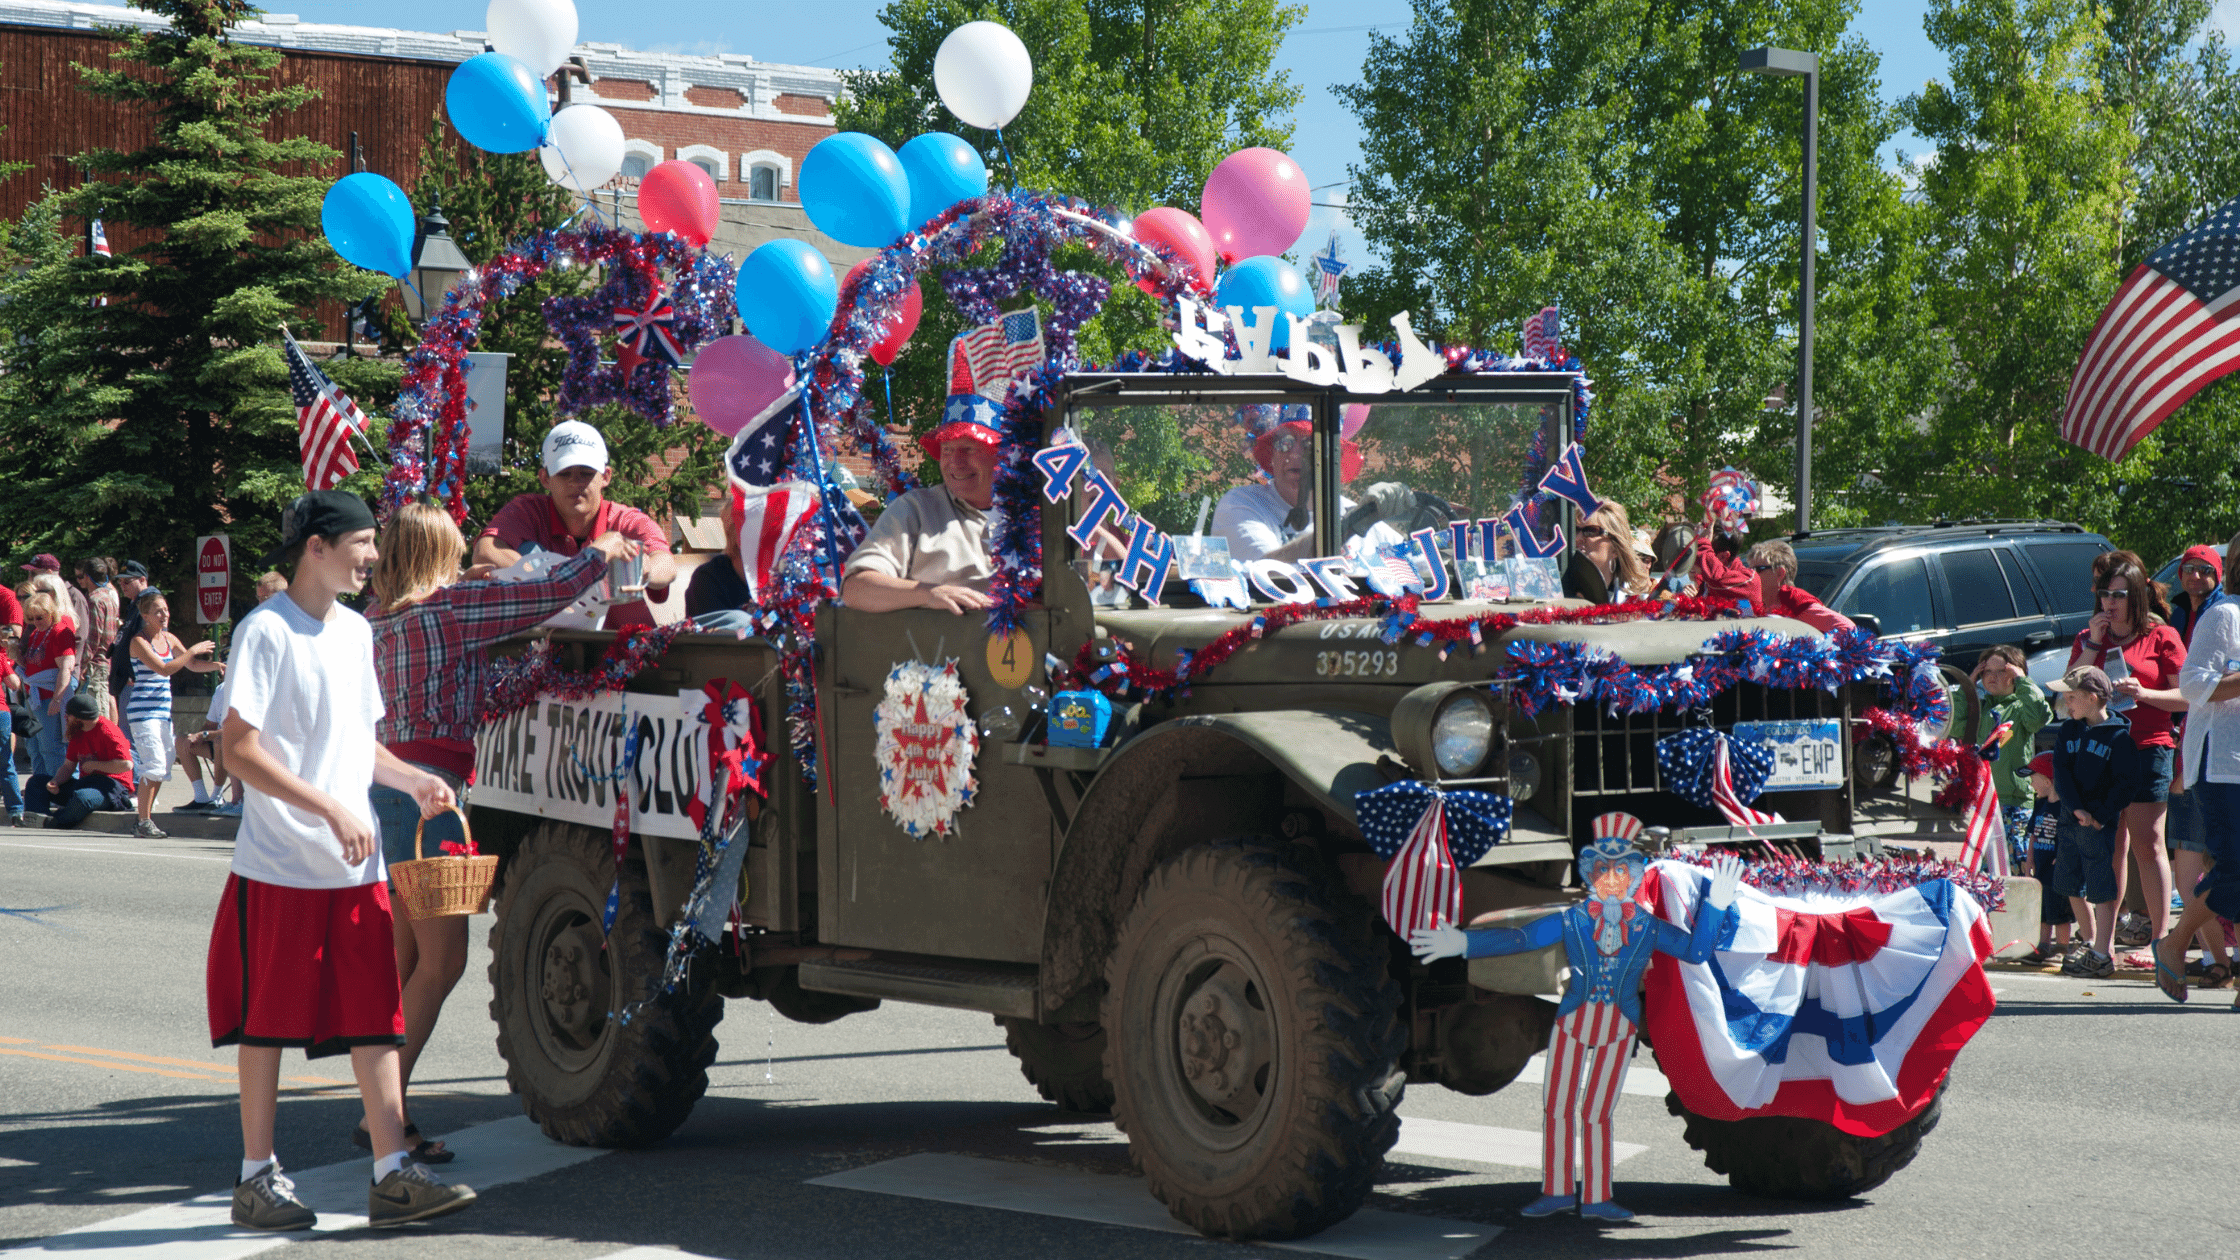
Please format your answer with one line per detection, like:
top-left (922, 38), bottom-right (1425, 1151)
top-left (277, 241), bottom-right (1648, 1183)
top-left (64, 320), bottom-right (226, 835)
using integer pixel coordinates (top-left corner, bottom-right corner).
top-left (1851, 612), bottom-right (1882, 637)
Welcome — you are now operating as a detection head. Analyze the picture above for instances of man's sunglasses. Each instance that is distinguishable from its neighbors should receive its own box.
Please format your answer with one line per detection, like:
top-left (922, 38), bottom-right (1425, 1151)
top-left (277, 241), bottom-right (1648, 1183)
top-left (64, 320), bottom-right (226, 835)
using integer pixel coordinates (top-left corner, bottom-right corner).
top-left (2181, 563), bottom-right (2218, 578)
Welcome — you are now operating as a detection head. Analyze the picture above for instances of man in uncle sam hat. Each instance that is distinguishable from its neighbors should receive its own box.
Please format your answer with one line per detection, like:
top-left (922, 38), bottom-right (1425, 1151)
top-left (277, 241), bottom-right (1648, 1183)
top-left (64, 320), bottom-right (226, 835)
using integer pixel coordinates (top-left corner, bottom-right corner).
top-left (1412, 814), bottom-right (1743, 1222)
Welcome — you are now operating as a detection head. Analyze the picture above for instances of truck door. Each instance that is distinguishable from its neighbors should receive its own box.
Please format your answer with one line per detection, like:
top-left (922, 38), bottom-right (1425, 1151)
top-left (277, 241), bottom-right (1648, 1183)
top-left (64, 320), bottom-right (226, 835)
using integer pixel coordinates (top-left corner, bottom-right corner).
top-left (816, 605), bottom-right (1056, 962)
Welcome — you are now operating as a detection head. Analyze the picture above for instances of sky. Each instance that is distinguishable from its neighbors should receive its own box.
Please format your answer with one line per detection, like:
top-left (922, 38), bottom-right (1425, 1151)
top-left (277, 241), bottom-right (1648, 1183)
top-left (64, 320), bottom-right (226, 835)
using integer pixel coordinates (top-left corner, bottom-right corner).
top-left (276, 0), bottom-right (2237, 270)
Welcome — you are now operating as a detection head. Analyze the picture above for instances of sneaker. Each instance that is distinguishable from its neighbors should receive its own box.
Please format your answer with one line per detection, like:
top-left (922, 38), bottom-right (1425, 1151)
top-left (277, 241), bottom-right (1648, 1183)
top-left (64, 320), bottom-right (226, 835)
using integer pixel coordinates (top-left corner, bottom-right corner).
top-left (1579, 1200), bottom-right (1636, 1222)
top-left (2063, 949), bottom-right (2116, 979)
top-left (216, 800), bottom-right (244, 818)
top-left (1520, 1193), bottom-right (1577, 1218)
top-left (368, 1161), bottom-right (476, 1228)
top-left (4, 812), bottom-right (20, 828)
top-left (232, 1163), bottom-right (315, 1232)
top-left (2115, 914), bottom-right (2151, 948)
top-left (179, 798), bottom-right (216, 814)
top-left (133, 818), bottom-right (167, 839)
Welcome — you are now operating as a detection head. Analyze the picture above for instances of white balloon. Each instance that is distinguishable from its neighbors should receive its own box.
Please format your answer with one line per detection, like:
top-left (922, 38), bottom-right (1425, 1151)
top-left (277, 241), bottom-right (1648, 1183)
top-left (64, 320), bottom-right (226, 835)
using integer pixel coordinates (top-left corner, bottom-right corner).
top-left (487, 0), bottom-right (578, 78)
top-left (933, 20), bottom-right (1033, 130)
top-left (540, 104), bottom-right (624, 192)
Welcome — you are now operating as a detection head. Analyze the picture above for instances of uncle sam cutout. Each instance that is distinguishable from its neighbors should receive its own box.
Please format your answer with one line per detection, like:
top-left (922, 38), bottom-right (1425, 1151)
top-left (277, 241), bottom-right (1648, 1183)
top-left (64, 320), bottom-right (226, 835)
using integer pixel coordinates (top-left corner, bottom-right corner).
top-left (1411, 813), bottom-right (1742, 1222)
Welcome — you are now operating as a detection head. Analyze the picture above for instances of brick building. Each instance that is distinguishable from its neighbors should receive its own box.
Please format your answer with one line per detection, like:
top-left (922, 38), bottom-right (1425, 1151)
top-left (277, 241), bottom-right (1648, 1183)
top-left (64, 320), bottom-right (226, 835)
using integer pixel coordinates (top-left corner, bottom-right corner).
top-left (0, 0), bottom-right (865, 266)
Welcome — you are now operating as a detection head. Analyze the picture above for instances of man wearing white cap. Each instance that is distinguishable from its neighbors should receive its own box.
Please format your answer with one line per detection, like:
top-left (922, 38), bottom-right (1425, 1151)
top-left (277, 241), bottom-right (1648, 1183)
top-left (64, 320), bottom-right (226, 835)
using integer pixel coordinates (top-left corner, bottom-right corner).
top-left (472, 421), bottom-right (675, 627)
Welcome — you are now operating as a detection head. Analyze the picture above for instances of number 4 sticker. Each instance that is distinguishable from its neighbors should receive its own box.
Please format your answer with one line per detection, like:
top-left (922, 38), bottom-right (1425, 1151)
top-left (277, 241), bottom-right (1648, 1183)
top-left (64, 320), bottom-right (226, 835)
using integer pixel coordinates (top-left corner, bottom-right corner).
top-left (986, 627), bottom-right (1035, 689)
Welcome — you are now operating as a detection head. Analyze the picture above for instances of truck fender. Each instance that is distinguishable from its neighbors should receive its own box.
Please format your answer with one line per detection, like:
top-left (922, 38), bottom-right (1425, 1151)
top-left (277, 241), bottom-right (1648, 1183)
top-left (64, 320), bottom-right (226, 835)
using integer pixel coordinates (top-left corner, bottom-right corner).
top-left (1035, 710), bottom-right (1396, 1016)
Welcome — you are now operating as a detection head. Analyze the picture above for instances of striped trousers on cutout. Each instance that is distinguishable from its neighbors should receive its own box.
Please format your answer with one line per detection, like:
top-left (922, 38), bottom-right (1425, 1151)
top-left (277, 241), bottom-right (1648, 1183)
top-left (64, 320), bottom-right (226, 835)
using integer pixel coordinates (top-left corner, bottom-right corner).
top-left (1541, 999), bottom-right (1635, 1203)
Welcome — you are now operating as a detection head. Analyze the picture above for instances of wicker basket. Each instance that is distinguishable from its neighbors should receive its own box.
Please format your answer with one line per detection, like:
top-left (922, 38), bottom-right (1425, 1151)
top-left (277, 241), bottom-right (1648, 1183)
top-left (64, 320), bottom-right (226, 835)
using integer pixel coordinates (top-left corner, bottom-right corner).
top-left (390, 806), bottom-right (498, 921)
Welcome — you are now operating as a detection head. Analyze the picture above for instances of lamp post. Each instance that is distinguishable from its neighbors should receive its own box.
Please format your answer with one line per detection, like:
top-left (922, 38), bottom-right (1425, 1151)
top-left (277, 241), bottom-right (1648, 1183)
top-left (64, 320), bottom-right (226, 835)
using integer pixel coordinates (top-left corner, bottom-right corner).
top-left (399, 198), bottom-right (472, 327)
top-left (1742, 45), bottom-right (1818, 535)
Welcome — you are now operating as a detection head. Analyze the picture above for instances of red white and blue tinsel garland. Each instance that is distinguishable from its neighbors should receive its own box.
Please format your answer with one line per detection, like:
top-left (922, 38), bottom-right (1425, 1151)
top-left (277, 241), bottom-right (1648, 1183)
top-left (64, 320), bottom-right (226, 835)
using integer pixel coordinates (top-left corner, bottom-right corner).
top-left (383, 222), bottom-right (737, 521)
top-left (478, 621), bottom-right (696, 725)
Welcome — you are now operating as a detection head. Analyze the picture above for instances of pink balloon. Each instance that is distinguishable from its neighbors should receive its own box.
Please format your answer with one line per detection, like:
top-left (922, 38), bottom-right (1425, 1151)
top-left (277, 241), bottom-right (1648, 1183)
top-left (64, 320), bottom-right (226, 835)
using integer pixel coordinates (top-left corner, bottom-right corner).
top-left (1340, 403), bottom-right (1371, 439)
top-left (1131, 206), bottom-right (1218, 295)
top-left (639, 160), bottom-right (720, 248)
top-left (1201, 148), bottom-right (1310, 264)
top-left (689, 334), bottom-right (795, 437)
top-left (845, 258), bottom-right (925, 367)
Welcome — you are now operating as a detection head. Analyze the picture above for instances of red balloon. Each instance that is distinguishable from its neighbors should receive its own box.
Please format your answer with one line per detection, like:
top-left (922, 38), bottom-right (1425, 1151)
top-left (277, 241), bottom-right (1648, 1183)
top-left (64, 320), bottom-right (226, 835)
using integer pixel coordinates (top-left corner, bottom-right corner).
top-left (1131, 207), bottom-right (1218, 295)
top-left (846, 258), bottom-right (924, 366)
top-left (639, 160), bottom-right (720, 247)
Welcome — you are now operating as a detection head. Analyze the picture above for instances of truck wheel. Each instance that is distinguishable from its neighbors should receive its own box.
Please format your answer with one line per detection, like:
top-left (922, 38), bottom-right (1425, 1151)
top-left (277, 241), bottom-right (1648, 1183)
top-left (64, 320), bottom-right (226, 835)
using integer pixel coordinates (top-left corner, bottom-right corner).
top-left (996, 1017), bottom-right (1113, 1113)
top-left (1664, 1076), bottom-right (1947, 1199)
top-left (1102, 837), bottom-right (1405, 1241)
top-left (489, 821), bottom-right (722, 1147)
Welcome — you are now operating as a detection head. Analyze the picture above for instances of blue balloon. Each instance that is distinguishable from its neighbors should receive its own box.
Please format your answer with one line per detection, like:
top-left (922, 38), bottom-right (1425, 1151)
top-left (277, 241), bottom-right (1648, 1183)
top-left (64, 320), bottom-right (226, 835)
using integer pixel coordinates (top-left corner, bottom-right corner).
top-left (899, 132), bottom-right (989, 230)
top-left (799, 132), bottom-right (912, 249)
top-left (445, 52), bottom-right (550, 155)
top-left (321, 172), bottom-right (416, 278)
top-left (737, 239), bottom-right (839, 356)
top-left (1215, 255), bottom-right (1315, 350)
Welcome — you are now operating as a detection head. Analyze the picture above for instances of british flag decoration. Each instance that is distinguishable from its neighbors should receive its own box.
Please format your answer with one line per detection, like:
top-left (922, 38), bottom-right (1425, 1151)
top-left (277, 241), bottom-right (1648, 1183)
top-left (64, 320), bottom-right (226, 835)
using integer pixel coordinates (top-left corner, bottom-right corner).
top-left (2060, 195), bottom-right (2240, 460)
top-left (613, 298), bottom-right (684, 375)
top-left (1644, 861), bottom-right (1996, 1136)
top-left (282, 327), bottom-right (368, 491)
top-left (1356, 780), bottom-right (1514, 935)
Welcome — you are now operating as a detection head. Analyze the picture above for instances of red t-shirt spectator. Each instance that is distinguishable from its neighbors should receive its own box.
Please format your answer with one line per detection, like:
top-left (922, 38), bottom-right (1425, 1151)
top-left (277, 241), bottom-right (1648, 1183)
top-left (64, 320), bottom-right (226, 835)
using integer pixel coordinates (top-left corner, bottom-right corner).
top-left (1769, 584), bottom-right (1856, 635)
top-left (2069, 623), bottom-right (2186, 749)
top-left (477, 494), bottom-right (671, 627)
top-left (1692, 537), bottom-right (1759, 610)
top-left (24, 617), bottom-right (78, 680)
top-left (65, 715), bottom-right (134, 794)
top-left (0, 585), bottom-right (23, 634)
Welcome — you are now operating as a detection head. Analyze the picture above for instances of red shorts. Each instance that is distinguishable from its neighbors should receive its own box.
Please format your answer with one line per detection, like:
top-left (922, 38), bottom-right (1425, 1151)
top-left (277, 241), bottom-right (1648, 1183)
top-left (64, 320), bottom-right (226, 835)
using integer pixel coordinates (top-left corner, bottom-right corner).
top-left (205, 873), bottom-right (405, 1059)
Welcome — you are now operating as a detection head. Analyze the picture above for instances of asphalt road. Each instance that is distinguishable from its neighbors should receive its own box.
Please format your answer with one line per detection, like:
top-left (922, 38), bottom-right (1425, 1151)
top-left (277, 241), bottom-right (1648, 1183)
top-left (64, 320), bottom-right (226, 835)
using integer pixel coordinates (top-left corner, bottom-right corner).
top-left (5, 830), bottom-right (2237, 1260)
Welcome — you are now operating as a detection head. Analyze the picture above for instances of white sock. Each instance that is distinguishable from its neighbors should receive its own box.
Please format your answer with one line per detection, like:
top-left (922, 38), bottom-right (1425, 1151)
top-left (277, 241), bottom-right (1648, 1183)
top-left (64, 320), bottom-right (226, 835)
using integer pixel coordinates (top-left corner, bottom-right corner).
top-left (241, 1156), bottom-right (275, 1182)
top-left (373, 1151), bottom-right (407, 1182)
top-left (191, 779), bottom-right (211, 803)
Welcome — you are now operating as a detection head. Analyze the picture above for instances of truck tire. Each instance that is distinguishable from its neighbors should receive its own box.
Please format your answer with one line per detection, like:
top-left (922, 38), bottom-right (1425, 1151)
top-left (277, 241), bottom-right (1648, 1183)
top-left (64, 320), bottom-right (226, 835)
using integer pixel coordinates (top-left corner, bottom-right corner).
top-left (489, 821), bottom-right (722, 1147)
top-left (1102, 837), bottom-right (1405, 1241)
top-left (996, 1017), bottom-right (1113, 1113)
top-left (1664, 1076), bottom-right (1948, 1200)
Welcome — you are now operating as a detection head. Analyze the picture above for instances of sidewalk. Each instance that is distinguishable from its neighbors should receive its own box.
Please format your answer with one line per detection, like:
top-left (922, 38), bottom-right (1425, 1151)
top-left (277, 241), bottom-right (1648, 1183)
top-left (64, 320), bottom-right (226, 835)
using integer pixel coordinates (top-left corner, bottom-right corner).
top-left (14, 752), bottom-right (239, 839)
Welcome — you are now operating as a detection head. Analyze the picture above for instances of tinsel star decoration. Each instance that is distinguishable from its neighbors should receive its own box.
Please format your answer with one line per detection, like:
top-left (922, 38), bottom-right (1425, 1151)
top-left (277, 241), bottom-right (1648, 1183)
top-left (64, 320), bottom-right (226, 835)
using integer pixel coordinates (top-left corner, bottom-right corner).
top-left (545, 231), bottom-right (735, 427)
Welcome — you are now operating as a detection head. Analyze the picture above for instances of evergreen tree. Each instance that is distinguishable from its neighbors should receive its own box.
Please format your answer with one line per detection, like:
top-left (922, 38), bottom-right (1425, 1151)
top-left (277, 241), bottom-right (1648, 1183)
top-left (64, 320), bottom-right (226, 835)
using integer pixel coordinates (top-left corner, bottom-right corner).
top-left (0, 0), bottom-right (392, 591)
top-left (834, 0), bottom-right (1301, 527)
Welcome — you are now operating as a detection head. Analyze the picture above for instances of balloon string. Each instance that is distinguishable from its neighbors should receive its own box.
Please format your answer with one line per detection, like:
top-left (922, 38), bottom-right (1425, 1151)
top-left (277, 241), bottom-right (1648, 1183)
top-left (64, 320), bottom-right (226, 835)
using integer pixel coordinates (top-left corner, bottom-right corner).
top-left (794, 353), bottom-right (848, 585)
top-left (547, 142), bottom-right (612, 229)
top-left (883, 366), bottom-right (894, 434)
top-left (993, 127), bottom-right (1020, 190)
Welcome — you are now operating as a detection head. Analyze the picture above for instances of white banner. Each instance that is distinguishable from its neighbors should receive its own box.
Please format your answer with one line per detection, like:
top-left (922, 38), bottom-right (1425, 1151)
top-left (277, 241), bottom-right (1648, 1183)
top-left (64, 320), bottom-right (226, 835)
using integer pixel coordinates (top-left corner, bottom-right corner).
top-left (472, 688), bottom-right (709, 841)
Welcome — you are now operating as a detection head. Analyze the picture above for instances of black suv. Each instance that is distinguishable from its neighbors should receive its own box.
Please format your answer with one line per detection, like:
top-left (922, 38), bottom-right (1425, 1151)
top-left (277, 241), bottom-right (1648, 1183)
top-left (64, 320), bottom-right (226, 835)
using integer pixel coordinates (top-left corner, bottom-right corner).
top-left (1788, 521), bottom-right (2112, 672)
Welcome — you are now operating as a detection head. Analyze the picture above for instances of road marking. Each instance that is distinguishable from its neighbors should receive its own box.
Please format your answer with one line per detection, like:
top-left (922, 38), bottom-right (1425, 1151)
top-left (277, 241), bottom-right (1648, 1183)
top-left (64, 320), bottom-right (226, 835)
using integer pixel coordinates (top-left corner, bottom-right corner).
top-left (593, 1250), bottom-right (730, 1260)
top-left (1510, 1051), bottom-right (1668, 1098)
top-left (1391, 1116), bottom-right (1643, 1169)
top-left (0, 1043), bottom-right (349, 1089)
top-left (808, 1153), bottom-right (1499, 1260)
top-left (0, 1116), bottom-right (603, 1260)
top-left (0, 841), bottom-right (231, 862)
top-left (0, 1047), bottom-right (236, 1083)
top-left (44, 1044), bottom-right (346, 1084)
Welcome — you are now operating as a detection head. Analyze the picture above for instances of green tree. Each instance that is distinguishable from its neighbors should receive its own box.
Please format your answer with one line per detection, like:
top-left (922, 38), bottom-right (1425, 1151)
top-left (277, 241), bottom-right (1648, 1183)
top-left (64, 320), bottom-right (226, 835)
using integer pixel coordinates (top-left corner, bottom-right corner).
top-left (402, 121), bottom-right (728, 531)
top-left (1894, 0), bottom-right (2133, 524)
top-left (1338, 0), bottom-right (1931, 530)
top-left (0, 0), bottom-right (393, 592)
top-left (834, 0), bottom-right (1301, 525)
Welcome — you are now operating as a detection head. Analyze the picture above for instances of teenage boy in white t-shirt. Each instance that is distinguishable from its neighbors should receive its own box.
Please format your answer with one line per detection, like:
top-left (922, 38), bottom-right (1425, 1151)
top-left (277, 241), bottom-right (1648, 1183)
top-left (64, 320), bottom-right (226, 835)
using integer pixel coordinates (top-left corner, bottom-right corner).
top-left (204, 491), bottom-right (478, 1231)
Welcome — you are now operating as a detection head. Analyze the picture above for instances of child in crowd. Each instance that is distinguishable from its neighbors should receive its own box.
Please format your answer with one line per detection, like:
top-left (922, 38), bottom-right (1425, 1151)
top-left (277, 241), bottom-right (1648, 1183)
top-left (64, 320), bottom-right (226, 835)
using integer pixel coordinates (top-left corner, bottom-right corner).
top-left (2020, 753), bottom-right (2075, 964)
top-left (203, 491), bottom-right (477, 1231)
top-left (124, 590), bottom-right (222, 839)
top-left (2048, 666), bottom-right (2144, 979)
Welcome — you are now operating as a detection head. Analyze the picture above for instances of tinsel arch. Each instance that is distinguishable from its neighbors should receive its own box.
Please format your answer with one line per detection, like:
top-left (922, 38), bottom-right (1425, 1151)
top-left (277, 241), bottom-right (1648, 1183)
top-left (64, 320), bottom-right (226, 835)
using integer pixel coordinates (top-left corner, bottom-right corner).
top-left (383, 222), bottom-right (739, 522)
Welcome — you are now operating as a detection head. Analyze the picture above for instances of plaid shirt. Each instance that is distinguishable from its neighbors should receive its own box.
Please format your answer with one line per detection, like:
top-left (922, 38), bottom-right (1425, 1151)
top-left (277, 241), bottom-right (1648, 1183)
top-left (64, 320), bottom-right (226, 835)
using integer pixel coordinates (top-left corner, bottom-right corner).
top-left (370, 551), bottom-right (607, 748)
top-left (87, 583), bottom-right (119, 664)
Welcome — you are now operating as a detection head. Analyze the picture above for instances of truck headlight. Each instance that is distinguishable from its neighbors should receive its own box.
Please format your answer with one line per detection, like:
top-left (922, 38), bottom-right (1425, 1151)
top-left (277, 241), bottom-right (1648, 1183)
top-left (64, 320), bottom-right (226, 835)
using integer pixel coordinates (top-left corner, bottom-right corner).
top-left (1506, 750), bottom-right (1541, 801)
top-left (1394, 683), bottom-right (1496, 779)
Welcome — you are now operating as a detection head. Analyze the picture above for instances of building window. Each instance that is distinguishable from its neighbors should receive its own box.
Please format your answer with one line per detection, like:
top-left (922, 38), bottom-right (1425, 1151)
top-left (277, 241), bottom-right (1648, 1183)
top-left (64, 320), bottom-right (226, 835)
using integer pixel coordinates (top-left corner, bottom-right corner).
top-left (749, 165), bottom-right (777, 202)
top-left (740, 149), bottom-right (792, 200)
top-left (621, 151), bottom-right (653, 181)
top-left (678, 144), bottom-right (730, 183)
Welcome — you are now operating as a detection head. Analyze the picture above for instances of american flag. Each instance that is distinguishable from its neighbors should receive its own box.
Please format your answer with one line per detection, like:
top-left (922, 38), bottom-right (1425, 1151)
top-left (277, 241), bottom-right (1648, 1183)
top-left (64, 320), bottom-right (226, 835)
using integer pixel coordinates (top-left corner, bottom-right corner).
top-left (1955, 766), bottom-right (2009, 877)
top-left (954, 309), bottom-right (1044, 401)
top-left (734, 480), bottom-right (819, 602)
top-left (1380, 793), bottom-right (1460, 935)
top-left (1311, 232), bottom-right (1350, 307)
top-left (2061, 196), bottom-right (2240, 460)
top-left (1710, 736), bottom-right (1784, 831)
top-left (726, 386), bottom-right (800, 487)
top-left (89, 218), bottom-right (109, 307)
top-left (1373, 543), bottom-right (1422, 592)
top-left (1521, 306), bottom-right (1562, 362)
top-left (282, 327), bottom-right (367, 491)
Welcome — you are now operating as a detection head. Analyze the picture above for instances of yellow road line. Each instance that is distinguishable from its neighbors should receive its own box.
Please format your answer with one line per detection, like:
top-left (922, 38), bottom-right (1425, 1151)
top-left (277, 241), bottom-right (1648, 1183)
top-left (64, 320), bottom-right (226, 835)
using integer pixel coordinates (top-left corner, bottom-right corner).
top-left (42, 1043), bottom-right (346, 1084)
top-left (5, 1042), bottom-right (354, 1088)
top-left (0, 1046), bottom-right (233, 1081)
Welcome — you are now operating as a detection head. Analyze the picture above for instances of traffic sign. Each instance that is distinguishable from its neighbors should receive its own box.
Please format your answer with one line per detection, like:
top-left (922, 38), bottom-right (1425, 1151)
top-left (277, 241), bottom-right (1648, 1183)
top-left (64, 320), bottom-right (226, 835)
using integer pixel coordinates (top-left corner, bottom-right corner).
top-left (195, 534), bottom-right (231, 624)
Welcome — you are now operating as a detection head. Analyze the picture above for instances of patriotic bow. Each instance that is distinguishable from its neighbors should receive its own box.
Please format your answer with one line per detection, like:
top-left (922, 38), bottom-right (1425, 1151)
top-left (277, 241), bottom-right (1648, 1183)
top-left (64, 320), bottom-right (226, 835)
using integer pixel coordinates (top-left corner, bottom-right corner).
top-left (1656, 729), bottom-right (1785, 830)
top-left (1701, 467), bottom-right (1760, 535)
top-left (614, 298), bottom-right (683, 373)
top-left (1355, 780), bottom-right (1514, 934)
top-left (687, 679), bottom-right (766, 836)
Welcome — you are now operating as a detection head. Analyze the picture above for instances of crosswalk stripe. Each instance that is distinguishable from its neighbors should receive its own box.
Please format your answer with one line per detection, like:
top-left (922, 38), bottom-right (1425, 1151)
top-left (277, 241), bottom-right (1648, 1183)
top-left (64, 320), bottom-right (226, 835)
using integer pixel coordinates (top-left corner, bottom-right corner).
top-left (1510, 1050), bottom-right (1669, 1097)
top-left (808, 1153), bottom-right (1499, 1260)
top-left (1390, 1116), bottom-right (1645, 1169)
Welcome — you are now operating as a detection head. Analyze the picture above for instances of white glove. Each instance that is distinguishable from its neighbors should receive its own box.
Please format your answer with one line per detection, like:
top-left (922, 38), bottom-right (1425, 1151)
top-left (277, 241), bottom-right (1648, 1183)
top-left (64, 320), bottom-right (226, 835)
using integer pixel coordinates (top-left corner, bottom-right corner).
top-left (1408, 923), bottom-right (1468, 961)
top-left (1707, 853), bottom-right (1745, 910)
top-left (1364, 481), bottom-right (1415, 521)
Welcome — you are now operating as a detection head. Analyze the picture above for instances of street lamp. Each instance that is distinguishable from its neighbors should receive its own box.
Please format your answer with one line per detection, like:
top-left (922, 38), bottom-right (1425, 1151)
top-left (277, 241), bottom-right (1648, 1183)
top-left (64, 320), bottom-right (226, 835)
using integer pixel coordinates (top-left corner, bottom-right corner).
top-left (399, 198), bottom-right (472, 326)
top-left (1742, 45), bottom-right (1818, 535)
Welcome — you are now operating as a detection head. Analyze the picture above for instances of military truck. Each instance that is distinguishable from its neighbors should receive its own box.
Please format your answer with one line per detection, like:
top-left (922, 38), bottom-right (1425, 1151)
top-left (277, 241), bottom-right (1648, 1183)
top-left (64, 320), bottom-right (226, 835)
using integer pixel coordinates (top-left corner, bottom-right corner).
top-left (471, 371), bottom-right (1940, 1242)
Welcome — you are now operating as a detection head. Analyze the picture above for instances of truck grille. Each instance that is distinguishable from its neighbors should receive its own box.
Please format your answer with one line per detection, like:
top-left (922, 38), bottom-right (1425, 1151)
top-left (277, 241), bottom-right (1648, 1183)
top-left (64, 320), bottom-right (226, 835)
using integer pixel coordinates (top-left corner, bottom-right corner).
top-left (1570, 683), bottom-right (1846, 798)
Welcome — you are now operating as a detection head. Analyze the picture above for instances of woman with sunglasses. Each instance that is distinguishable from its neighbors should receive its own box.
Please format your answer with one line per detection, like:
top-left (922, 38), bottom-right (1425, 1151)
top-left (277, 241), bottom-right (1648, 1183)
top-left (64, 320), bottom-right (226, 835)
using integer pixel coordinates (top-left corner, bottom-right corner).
top-left (2069, 553), bottom-right (2187, 968)
top-left (2163, 546), bottom-right (2231, 983)
top-left (1561, 501), bottom-right (1653, 603)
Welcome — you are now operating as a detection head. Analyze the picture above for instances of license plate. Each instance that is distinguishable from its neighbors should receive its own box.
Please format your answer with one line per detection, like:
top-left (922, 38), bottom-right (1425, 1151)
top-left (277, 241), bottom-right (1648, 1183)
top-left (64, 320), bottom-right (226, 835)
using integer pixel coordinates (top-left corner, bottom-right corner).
top-left (1733, 719), bottom-right (1845, 791)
